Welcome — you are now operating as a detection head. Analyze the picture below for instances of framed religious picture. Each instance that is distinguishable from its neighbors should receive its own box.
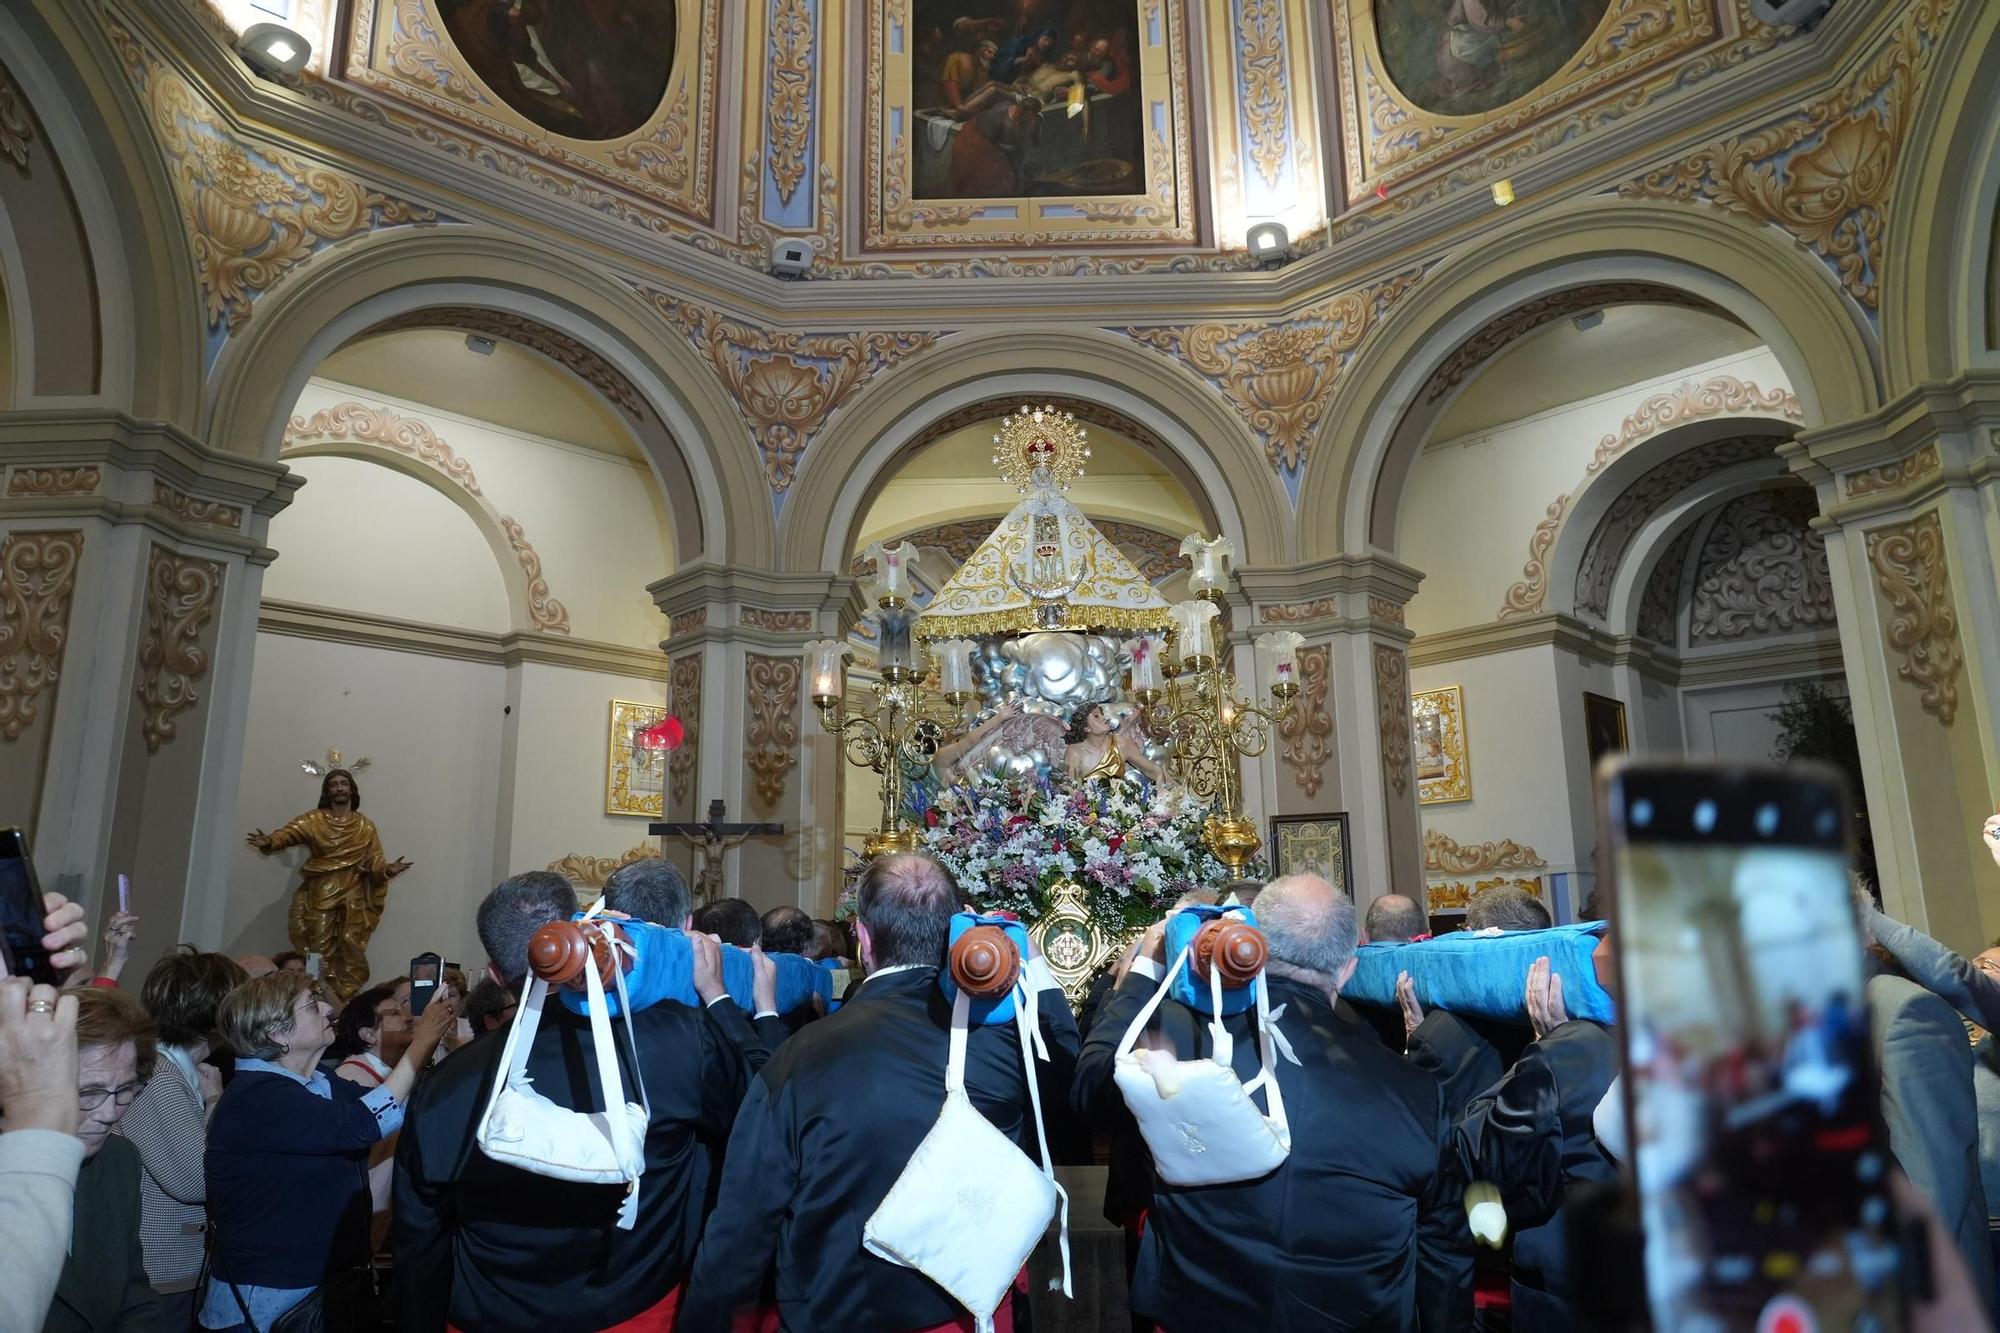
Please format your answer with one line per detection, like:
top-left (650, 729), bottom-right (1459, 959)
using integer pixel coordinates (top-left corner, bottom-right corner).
top-left (1411, 685), bottom-right (1471, 806)
top-left (1583, 691), bottom-right (1629, 766)
top-left (1268, 813), bottom-right (1354, 900)
top-left (605, 698), bottom-right (670, 817)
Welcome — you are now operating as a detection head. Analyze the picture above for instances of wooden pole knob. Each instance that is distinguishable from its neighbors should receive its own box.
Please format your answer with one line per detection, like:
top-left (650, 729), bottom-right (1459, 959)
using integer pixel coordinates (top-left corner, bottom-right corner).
top-left (949, 925), bottom-right (1020, 997)
top-left (528, 919), bottom-right (628, 990)
top-left (1192, 919), bottom-right (1266, 987)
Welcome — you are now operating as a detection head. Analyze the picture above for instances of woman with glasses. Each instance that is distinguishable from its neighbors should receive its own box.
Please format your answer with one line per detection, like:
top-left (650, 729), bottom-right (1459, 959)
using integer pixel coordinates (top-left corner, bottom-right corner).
top-left (199, 971), bottom-right (455, 1332)
top-left (123, 948), bottom-right (248, 1327)
top-left (42, 986), bottom-right (166, 1332)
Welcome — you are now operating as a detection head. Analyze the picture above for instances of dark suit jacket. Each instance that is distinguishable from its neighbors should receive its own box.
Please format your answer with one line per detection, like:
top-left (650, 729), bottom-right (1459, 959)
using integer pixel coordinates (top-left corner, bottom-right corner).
top-left (678, 966), bottom-right (1080, 1333)
top-left (1434, 1016), bottom-right (1618, 1333)
top-left (1074, 971), bottom-right (1474, 1332)
top-left (393, 996), bottom-right (766, 1333)
top-left (45, 1136), bottom-right (163, 1333)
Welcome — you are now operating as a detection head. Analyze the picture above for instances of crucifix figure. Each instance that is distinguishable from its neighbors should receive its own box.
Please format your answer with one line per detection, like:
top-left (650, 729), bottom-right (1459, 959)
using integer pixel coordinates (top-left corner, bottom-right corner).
top-left (651, 799), bottom-right (785, 905)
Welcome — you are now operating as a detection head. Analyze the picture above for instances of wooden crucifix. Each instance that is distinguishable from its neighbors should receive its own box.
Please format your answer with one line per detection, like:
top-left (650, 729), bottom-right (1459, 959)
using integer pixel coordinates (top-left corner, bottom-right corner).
top-left (651, 799), bottom-right (785, 905)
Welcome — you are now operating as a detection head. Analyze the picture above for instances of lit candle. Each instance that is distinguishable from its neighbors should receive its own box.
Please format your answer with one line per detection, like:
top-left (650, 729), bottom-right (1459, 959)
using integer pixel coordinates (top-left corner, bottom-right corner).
top-left (1167, 600), bottom-right (1220, 665)
top-left (934, 638), bottom-right (977, 697)
top-left (876, 606), bottom-right (919, 675)
top-left (1126, 633), bottom-right (1165, 692)
top-left (1255, 631), bottom-right (1303, 693)
top-left (805, 639), bottom-right (846, 702)
top-left (1178, 533), bottom-right (1237, 599)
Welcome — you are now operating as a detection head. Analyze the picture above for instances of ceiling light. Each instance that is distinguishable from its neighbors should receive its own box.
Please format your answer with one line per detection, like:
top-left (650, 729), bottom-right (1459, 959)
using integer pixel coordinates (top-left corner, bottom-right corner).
top-left (1490, 179), bottom-right (1515, 207)
top-left (465, 335), bottom-right (497, 356)
top-left (1245, 221), bottom-right (1292, 267)
top-left (238, 22), bottom-right (311, 77)
top-left (1571, 310), bottom-right (1605, 333)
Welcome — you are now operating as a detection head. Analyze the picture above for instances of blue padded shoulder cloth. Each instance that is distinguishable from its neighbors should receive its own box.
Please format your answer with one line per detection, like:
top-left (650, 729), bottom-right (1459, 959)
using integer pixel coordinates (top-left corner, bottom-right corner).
top-left (1345, 920), bottom-right (1614, 1025)
top-left (556, 918), bottom-right (833, 1018)
top-left (1165, 903), bottom-right (1260, 1016)
top-left (938, 912), bottom-right (1034, 1025)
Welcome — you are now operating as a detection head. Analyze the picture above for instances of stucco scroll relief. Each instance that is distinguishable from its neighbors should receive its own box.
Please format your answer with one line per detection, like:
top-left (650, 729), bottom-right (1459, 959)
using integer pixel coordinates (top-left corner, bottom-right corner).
top-left (1374, 644), bottom-right (1413, 800)
top-left (1422, 830), bottom-right (1547, 876)
top-left (547, 844), bottom-right (661, 891)
top-left (1124, 268), bottom-right (1424, 478)
top-left (137, 544), bottom-right (224, 754)
top-left (766, 0), bottom-right (814, 206)
top-left (1276, 644), bottom-right (1333, 798)
top-left (745, 654), bottom-right (802, 810)
top-left (669, 654), bottom-right (702, 809)
top-left (1842, 443), bottom-right (1942, 500)
top-left (1497, 375), bottom-right (1802, 618)
top-left (7, 467), bottom-right (101, 497)
top-left (0, 61), bottom-right (31, 176)
top-left (1622, 0), bottom-right (1954, 310)
top-left (284, 404), bottom-right (571, 634)
top-left (1864, 509), bottom-right (1963, 726)
top-left (108, 22), bottom-right (436, 336)
top-left (0, 530), bottom-right (84, 742)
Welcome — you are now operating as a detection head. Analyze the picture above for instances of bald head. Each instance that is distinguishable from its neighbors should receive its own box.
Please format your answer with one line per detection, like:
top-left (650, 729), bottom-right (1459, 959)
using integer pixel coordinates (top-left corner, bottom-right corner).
top-left (856, 853), bottom-right (959, 972)
top-left (235, 954), bottom-right (277, 979)
top-left (1255, 874), bottom-right (1359, 992)
top-left (1364, 894), bottom-right (1425, 944)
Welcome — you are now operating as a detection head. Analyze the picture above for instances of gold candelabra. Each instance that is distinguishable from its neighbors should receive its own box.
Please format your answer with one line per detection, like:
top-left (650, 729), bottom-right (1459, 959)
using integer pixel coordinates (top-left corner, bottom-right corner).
top-left (1129, 536), bottom-right (1303, 875)
top-left (807, 551), bottom-right (975, 859)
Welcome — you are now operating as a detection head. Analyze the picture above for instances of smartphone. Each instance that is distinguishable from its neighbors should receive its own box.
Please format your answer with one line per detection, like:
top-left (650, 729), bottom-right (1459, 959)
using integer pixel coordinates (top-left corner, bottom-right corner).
top-left (1601, 761), bottom-right (1908, 1332)
top-left (305, 952), bottom-right (322, 980)
top-left (0, 827), bottom-right (61, 986)
top-left (409, 951), bottom-right (441, 1016)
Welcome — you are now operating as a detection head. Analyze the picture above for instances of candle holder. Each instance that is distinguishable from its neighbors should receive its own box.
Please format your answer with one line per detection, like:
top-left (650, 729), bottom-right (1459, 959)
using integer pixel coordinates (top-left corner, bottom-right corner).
top-left (1133, 540), bottom-right (1305, 875)
top-left (815, 615), bottom-right (970, 858)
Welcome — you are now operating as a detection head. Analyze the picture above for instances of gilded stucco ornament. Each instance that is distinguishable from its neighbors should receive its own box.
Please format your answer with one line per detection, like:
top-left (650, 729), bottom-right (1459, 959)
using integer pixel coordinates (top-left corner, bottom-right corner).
top-left (0, 531), bottom-right (84, 742)
top-left (1276, 643), bottom-right (1333, 798)
top-left (745, 654), bottom-right (802, 809)
top-left (1374, 644), bottom-right (1412, 799)
top-left (1124, 268), bottom-right (1424, 477)
top-left (136, 545), bottom-right (224, 754)
top-left (0, 60), bottom-right (33, 176)
top-left (1622, 0), bottom-right (1957, 310)
top-left (765, 0), bottom-right (814, 206)
top-left (1864, 509), bottom-right (1963, 726)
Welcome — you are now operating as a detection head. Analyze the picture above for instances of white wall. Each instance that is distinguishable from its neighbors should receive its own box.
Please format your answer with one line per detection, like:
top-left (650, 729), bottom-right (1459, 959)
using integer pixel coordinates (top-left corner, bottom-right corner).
top-left (1402, 348), bottom-right (1791, 636)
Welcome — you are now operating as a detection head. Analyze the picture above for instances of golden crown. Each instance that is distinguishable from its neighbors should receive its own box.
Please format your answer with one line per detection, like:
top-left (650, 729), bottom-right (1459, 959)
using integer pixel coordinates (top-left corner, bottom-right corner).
top-left (991, 404), bottom-right (1091, 494)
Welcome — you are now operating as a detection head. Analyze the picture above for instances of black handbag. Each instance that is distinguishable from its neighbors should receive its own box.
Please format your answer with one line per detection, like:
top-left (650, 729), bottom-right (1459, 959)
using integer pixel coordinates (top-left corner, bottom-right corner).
top-left (205, 1160), bottom-right (382, 1333)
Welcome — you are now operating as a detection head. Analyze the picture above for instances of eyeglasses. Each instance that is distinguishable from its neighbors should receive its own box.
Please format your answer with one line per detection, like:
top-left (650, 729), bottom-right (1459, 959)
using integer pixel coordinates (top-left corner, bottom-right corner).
top-left (78, 1081), bottom-right (145, 1112)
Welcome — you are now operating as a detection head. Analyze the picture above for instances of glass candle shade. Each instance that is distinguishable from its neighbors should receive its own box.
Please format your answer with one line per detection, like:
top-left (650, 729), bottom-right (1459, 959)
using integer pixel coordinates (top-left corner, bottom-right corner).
top-left (1168, 600), bottom-right (1220, 665)
top-left (933, 638), bottom-right (977, 697)
top-left (1127, 632), bottom-right (1165, 692)
top-left (1181, 534), bottom-right (1236, 600)
top-left (865, 541), bottom-right (918, 606)
top-left (1255, 631), bottom-right (1304, 694)
top-left (805, 639), bottom-right (846, 702)
top-left (875, 606), bottom-right (919, 676)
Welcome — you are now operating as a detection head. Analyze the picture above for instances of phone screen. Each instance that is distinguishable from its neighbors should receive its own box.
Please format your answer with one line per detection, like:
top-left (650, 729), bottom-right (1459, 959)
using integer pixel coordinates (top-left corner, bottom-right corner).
top-left (1605, 763), bottom-right (1905, 1332)
top-left (0, 827), bottom-right (59, 986)
top-left (409, 953), bottom-right (440, 1016)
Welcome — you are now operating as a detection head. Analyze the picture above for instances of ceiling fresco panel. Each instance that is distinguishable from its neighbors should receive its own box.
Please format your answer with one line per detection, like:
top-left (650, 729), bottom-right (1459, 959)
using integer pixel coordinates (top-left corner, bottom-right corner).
top-left (343, 0), bottom-right (719, 222)
top-left (1331, 0), bottom-right (1726, 196)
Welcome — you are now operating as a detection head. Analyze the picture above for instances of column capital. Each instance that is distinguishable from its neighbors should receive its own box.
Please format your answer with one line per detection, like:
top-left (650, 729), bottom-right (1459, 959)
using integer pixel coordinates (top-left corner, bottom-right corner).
top-left (1783, 370), bottom-right (2000, 515)
top-left (647, 564), bottom-right (863, 649)
top-left (1235, 553), bottom-right (1423, 640)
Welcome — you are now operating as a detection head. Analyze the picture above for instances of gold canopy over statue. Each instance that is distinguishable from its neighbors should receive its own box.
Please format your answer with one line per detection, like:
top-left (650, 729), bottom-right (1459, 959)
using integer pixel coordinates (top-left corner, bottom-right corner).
top-left (915, 405), bottom-right (1173, 640)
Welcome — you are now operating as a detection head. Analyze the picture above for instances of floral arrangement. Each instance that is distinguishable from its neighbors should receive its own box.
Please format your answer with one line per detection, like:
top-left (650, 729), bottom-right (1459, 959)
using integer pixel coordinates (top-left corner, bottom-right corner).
top-left (918, 771), bottom-right (1235, 932)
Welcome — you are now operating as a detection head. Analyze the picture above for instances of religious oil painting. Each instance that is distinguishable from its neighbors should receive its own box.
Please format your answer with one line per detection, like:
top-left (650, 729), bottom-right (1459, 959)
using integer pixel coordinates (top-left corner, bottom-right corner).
top-left (1372, 0), bottom-right (1612, 118)
top-left (1412, 685), bottom-right (1471, 806)
top-left (434, 0), bottom-right (678, 141)
top-left (909, 1), bottom-right (1146, 199)
top-left (1583, 691), bottom-right (1628, 767)
top-left (1269, 814), bottom-right (1354, 899)
top-left (606, 698), bottom-right (670, 817)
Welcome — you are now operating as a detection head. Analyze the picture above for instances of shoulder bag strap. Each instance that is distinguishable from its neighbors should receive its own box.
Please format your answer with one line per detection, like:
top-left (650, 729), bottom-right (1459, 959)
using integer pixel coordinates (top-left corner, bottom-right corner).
top-left (477, 970), bottom-right (547, 1133)
top-left (1113, 941), bottom-right (1194, 1063)
top-left (1013, 983), bottom-right (1071, 1298)
top-left (203, 1198), bottom-right (262, 1333)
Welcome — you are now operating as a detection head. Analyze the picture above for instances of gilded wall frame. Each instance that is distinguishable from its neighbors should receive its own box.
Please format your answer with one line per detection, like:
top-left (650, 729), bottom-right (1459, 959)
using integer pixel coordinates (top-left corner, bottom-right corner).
top-left (1329, 0), bottom-right (1724, 194)
top-left (1269, 813), bottom-right (1354, 899)
top-left (863, 0), bottom-right (1198, 251)
top-left (1412, 684), bottom-right (1470, 806)
top-left (343, 0), bottom-right (722, 222)
top-left (606, 698), bottom-right (670, 817)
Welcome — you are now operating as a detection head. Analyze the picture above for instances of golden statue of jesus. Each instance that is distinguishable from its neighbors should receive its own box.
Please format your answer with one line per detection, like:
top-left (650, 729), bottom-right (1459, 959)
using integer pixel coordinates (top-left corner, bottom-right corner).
top-left (246, 768), bottom-right (411, 1001)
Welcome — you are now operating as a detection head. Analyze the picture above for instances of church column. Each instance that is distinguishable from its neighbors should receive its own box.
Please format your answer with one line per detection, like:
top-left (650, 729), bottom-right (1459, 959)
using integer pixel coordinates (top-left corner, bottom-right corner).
top-left (1785, 373), bottom-right (2000, 951)
top-left (0, 411), bottom-right (298, 969)
top-left (1239, 556), bottom-right (1425, 907)
top-left (649, 565), bottom-right (860, 915)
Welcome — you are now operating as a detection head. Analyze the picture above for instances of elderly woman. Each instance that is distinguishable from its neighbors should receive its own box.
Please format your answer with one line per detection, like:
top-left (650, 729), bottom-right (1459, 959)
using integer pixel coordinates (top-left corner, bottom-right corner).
top-left (200, 971), bottom-right (455, 1331)
top-left (44, 986), bottom-right (166, 1332)
top-left (122, 948), bottom-right (246, 1326)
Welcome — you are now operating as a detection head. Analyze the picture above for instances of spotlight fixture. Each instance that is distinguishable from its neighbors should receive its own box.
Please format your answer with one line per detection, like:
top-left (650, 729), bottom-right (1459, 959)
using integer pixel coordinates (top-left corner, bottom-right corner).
top-left (1490, 178), bottom-right (1516, 208)
top-left (770, 237), bottom-right (815, 280)
top-left (465, 335), bottom-right (497, 357)
top-left (1245, 221), bottom-right (1293, 267)
top-left (1571, 310), bottom-right (1605, 333)
top-left (237, 23), bottom-right (311, 77)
